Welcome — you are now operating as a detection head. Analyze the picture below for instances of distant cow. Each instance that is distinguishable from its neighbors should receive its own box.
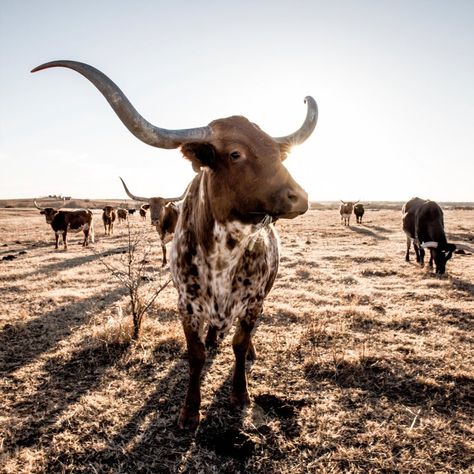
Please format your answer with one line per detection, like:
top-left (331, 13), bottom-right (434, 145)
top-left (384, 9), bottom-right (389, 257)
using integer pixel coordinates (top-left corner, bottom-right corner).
top-left (117, 208), bottom-right (128, 223)
top-left (102, 206), bottom-right (117, 235)
top-left (35, 201), bottom-right (94, 249)
top-left (340, 200), bottom-right (359, 225)
top-left (128, 208), bottom-right (136, 215)
top-left (353, 203), bottom-right (365, 224)
top-left (402, 197), bottom-right (473, 274)
top-left (120, 177), bottom-right (188, 266)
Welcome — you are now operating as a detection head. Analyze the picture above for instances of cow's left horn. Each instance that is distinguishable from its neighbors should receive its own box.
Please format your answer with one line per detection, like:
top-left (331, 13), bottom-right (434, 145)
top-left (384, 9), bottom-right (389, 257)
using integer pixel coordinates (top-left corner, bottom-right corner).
top-left (34, 200), bottom-right (44, 210)
top-left (421, 241), bottom-right (438, 249)
top-left (119, 177), bottom-right (150, 203)
top-left (31, 61), bottom-right (213, 149)
top-left (273, 96), bottom-right (318, 146)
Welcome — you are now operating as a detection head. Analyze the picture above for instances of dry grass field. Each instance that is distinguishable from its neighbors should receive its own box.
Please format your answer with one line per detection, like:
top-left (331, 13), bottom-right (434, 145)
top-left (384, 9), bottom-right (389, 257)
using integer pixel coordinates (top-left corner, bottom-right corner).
top-left (1, 206), bottom-right (473, 473)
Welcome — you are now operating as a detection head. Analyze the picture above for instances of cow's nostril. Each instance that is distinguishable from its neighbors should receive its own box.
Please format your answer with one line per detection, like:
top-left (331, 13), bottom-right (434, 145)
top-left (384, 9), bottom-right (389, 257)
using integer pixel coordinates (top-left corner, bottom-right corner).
top-left (287, 190), bottom-right (298, 203)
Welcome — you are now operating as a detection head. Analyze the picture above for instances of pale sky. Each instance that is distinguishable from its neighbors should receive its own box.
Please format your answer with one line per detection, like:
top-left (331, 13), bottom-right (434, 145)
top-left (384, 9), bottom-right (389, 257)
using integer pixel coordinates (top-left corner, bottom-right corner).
top-left (1, 0), bottom-right (473, 202)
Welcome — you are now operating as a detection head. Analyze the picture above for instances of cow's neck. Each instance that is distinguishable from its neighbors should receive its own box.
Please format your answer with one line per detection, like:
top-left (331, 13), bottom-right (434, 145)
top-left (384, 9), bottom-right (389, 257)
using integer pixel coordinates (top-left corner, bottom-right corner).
top-left (187, 170), bottom-right (257, 256)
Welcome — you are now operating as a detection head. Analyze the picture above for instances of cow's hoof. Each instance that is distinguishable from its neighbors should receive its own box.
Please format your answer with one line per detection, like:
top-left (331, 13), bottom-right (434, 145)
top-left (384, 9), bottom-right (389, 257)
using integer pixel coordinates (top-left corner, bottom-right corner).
top-left (178, 408), bottom-right (200, 430)
top-left (231, 391), bottom-right (251, 409)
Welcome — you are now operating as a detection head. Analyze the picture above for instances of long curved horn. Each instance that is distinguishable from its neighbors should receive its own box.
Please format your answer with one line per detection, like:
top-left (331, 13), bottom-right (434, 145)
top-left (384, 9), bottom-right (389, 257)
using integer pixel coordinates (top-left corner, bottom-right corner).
top-left (119, 177), bottom-right (149, 203)
top-left (273, 96), bottom-right (318, 146)
top-left (34, 200), bottom-right (44, 210)
top-left (31, 61), bottom-right (213, 149)
top-left (421, 241), bottom-right (438, 249)
top-left (164, 180), bottom-right (193, 204)
top-left (454, 243), bottom-right (474, 253)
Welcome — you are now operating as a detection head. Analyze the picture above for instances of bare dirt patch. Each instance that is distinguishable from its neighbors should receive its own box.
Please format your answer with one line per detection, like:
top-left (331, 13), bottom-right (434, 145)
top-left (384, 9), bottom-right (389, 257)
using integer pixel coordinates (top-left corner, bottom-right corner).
top-left (1, 208), bottom-right (473, 473)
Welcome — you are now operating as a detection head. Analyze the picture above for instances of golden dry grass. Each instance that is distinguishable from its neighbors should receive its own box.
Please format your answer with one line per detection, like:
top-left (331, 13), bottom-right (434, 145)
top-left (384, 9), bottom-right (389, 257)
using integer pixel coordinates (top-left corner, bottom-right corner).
top-left (1, 206), bottom-right (473, 473)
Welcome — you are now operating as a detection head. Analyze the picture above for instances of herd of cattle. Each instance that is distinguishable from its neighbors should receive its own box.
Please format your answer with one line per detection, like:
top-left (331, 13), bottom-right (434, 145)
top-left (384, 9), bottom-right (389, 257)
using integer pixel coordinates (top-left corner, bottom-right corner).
top-left (29, 59), bottom-right (473, 430)
top-left (35, 195), bottom-right (472, 277)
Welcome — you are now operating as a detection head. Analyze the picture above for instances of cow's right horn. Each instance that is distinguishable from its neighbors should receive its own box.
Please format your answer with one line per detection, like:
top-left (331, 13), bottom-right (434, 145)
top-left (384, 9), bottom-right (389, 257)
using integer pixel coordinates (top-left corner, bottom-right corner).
top-left (455, 243), bottom-right (474, 253)
top-left (421, 241), bottom-right (438, 249)
top-left (31, 61), bottom-right (213, 149)
top-left (119, 177), bottom-right (149, 203)
top-left (273, 96), bottom-right (318, 146)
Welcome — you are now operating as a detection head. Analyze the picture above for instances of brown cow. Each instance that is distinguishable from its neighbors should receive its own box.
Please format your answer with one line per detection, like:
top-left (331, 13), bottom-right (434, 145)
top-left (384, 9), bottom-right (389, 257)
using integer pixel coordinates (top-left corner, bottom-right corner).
top-left (119, 177), bottom-right (189, 266)
top-left (35, 201), bottom-right (94, 249)
top-left (31, 60), bottom-right (318, 430)
top-left (102, 206), bottom-right (116, 235)
top-left (339, 200), bottom-right (359, 226)
top-left (117, 208), bottom-right (128, 223)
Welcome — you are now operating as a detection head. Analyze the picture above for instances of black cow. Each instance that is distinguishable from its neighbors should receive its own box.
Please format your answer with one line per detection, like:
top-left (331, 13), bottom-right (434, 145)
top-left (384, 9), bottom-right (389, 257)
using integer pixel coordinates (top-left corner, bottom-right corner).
top-left (353, 203), bottom-right (365, 224)
top-left (402, 197), bottom-right (473, 274)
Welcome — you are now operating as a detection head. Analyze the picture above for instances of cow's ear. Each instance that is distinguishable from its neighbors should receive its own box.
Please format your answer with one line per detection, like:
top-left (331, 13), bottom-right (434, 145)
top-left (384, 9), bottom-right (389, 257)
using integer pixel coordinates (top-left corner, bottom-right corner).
top-left (181, 143), bottom-right (216, 171)
top-left (40, 210), bottom-right (45, 215)
top-left (446, 243), bottom-right (457, 257)
top-left (278, 143), bottom-right (291, 162)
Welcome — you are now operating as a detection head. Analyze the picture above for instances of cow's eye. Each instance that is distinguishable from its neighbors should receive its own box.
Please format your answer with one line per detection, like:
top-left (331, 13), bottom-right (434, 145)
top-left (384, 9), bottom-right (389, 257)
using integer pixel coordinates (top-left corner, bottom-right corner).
top-left (229, 151), bottom-right (241, 162)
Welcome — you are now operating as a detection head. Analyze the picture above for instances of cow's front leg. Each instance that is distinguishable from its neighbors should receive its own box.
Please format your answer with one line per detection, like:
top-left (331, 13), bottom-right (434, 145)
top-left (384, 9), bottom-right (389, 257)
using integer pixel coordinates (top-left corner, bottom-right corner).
top-left (55, 233), bottom-right (59, 249)
top-left (231, 319), bottom-right (255, 408)
top-left (178, 321), bottom-right (205, 430)
top-left (161, 243), bottom-right (167, 267)
top-left (63, 232), bottom-right (68, 250)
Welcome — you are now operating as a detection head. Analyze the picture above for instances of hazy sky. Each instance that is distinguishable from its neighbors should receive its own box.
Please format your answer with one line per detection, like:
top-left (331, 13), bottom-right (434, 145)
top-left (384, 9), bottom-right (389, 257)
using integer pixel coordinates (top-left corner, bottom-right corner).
top-left (1, 0), bottom-right (473, 202)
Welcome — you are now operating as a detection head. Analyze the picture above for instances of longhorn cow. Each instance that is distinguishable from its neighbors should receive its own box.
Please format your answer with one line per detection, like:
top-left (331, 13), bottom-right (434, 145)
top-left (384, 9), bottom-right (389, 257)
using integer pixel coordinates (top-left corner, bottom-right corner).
top-left (340, 200), bottom-right (359, 225)
top-left (119, 177), bottom-right (188, 266)
top-left (31, 60), bottom-right (318, 429)
top-left (35, 201), bottom-right (94, 249)
top-left (402, 197), bottom-right (473, 274)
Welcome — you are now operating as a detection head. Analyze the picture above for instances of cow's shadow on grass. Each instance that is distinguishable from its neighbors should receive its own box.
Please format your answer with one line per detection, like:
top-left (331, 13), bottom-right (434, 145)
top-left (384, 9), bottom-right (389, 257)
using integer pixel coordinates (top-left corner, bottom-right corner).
top-left (36, 245), bottom-right (130, 274)
top-left (47, 342), bottom-right (211, 472)
top-left (305, 356), bottom-right (472, 416)
top-left (6, 340), bottom-right (130, 451)
top-left (349, 225), bottom-right (389, 241)
top-left (0, 285), bottom-right (128, 374)
top-left (449, 276), bottom-right (474, 298)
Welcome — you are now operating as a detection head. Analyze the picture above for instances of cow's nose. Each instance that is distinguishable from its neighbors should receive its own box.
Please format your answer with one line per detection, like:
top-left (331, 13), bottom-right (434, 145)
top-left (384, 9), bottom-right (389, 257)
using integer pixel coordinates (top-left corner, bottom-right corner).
top-left (286, 186), bottom-right (308, 213)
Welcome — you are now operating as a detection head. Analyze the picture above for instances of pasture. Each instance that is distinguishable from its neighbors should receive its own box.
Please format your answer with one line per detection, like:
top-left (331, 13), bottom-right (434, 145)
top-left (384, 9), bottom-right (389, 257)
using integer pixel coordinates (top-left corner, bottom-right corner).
top-left (1, 206), bottom-right (473, 473)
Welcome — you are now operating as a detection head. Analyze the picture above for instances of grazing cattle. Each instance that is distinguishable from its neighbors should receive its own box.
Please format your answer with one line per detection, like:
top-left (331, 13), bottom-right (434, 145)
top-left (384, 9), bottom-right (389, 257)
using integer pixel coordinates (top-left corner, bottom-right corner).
top-left (102, 206), bottom-right (116, 235)
top-left (117, 208), bottom-right (128, 223)
top-left (31, 60), bottom-right (318, 429)
top-left (128, 208), bottom-right (136, 215)
top-left (339, 200), bottom-right (358, 225)
top-left (402, 197), bottom-right (473, 274)
top-left (139, 204), bottom-right (149, 220)
top-left (353, 203), bottom-right (365, 224)
top-left (35, 201), bottom-right (93, 249)
top-left (119, 177), bottom-right (189, 266)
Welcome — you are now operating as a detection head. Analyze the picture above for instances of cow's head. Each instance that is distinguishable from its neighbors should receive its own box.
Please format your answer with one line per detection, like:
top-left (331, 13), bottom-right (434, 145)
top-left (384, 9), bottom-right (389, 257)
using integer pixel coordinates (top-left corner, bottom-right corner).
top-left (35, 201), bottom-right (59, 224)
top-left (180, 115), bottom-right (311, 223)
top-left (422, 241), bottom-right (457, 274)
top-left (119, 177), bottom-right (184, 226)
top-left (102, 206), bottom-right (115, 217)
top-left (32, 61), bottom-right (318, 223)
